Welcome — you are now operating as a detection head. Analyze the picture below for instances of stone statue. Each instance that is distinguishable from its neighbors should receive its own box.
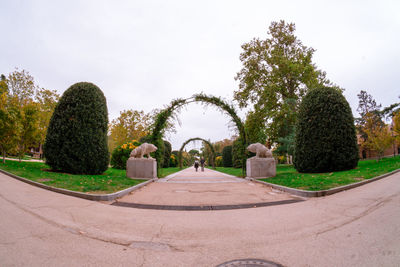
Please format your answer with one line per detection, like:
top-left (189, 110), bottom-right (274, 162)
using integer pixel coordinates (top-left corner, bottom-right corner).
top-left (130, 143), bottom-right (157, 159)
top-left (246, 143), bottom-right (276, 178)
top-left (247, 143), bottom-right (272, 158)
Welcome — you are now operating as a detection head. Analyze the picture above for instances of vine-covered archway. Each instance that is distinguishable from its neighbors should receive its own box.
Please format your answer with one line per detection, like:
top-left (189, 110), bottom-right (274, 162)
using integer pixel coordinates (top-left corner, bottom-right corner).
top-left (150, 93), bottom-right (248, 176)
top-left (178, 137), bottom-right (216, 169)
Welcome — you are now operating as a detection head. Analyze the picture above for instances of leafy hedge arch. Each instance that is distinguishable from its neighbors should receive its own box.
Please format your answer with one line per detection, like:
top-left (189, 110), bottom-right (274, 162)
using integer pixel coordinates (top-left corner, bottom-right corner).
top-left (178, 137), bottom-right (216, 169)
top-left (150, 93), bottom-right (248, 175)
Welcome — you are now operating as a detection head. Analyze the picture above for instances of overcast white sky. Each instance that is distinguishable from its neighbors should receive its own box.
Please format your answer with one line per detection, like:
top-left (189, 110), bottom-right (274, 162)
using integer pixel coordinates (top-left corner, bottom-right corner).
top-left (1, 0), bottom-right (399, 150)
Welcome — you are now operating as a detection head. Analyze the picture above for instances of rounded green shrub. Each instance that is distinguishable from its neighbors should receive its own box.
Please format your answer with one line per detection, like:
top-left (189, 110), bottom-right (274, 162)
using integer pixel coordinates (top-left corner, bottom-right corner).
top-left (294, 87), bottom-right (359, 173)
top-left (110, 140), bottom-right (141, 169)
top-left (44, 82), bottom-right (109, 174)
top-left (222, 145), bottom-right (233, 167)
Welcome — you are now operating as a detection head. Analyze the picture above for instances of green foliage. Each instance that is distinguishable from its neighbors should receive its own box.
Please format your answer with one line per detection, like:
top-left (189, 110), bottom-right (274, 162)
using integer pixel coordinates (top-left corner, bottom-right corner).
top-left (0, 74), bottom-right (8, 94)
top-left (355, 90), bottom-right (384, 143)
top-left (294, 87), bottom-right (359, 172)
top-left (0, 69), bottom-right (60, 162)
top-left (222, 145), bottom-right (233, 167)
top-left (16, 101), bottom-right (39, 159)
top-left (0, 91), bottom-right (19, 163)
top-left (382, 99), bottom-right (400, 118)
top-left (110, 140), bottom-right (141, 169)
top-left (163, 140), bottom-right (172, 168)
top-left (244, 111), bottom-right (267, 144)
top-left (169, 153), bottom-right (178, 167)
top-left (108, 109), bottom-right (151, 153)
top-left (150, 98), bottom-right (187, 172)
top-left (363, 116), bottom-right (394, 161)
top-left (232, 138), bottom-right (244, 168)
top-left (139, 135), bottom-right (152, 143)
top-left (393, 112), bottom-right (400, 144)
top-left (178, 137), bottom-right (216, 169)
top-left (0, 69), bottom-right (51, 162)
top-left (44, 82), bottom-right (109, 174)
top-left (235, 20), bottom-right (331, 145)
top-left (275, 130), bottom-right (295, 156)
top-left (150, 94), bottom-right (247, 175)
top-left (215, 156), bottom-right (223, 167)
top-left (35, 88), bottom-right (60, 158)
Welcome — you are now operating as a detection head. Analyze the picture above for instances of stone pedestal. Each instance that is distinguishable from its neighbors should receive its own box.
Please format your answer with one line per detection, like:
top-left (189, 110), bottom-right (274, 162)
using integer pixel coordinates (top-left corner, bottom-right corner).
top-left (126, 158), bottom-right (157, 179)
top-left (246, 157), bottom-right (276, 178)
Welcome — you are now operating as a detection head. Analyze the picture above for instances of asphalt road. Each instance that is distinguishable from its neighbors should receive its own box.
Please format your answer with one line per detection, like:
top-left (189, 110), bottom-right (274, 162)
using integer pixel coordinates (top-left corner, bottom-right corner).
top-left (0, 169), bottom-right (399, 266)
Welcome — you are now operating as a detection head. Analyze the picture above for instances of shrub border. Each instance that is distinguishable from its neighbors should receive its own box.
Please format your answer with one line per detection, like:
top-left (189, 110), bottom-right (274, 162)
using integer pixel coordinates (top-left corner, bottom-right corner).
top-left (247, 168), bottom-right (400, 197)
top-left (0, 168), bottom-right (155, 201)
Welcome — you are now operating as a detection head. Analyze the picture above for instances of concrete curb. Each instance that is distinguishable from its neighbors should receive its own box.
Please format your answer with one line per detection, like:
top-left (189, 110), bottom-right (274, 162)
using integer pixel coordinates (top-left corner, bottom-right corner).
top-left (0, 168), bottom-right (156, 201)
top-left (248, 168), bottom-right (400, 198)
top-left (112, 198), bottom-right (305, 211)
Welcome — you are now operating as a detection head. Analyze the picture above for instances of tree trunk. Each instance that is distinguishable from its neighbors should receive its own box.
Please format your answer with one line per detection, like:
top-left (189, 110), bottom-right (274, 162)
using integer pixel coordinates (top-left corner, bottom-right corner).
top-left (2, 148), bottom-right (5, 164)
top-left (39, 143), bottom-right (43, 159)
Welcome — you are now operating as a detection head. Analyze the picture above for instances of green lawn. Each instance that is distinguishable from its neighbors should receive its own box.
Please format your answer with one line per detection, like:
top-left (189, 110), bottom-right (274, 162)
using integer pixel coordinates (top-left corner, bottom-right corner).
top-left (0, 160), bottom-right (181, 194)
top-left (214, 156), bottom-right (400, 191)
top-left (211, 167), bottom-right (244, 177)
top-left (158, 167), bottom-right (185, 178)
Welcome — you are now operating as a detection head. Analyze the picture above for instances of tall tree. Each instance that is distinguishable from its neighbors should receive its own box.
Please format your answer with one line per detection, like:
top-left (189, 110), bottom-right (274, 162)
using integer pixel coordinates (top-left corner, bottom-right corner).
top-left (3, 69), bottom-right (43, 161)
top-left (382, 96), bottom-right (400, 118)
top-left (0, 89), bottom-right (19, 163)
top-left (234, 20), bottom-right (331, 146)
top-left (108, 109), bottom-right (151, 152)
top-left (213, 138), bottom-right (234, 155)
top-left (244, 111), bottom-right (267, 144)
top-left (0, 74), bottom-right (8, 94)
top-left (392, 112), bottom-right (400, 144)
top-left (363, 116), bottom-right (394, 161)
top-left (356, 90), bottom-right (384, 146)
top-left (0, 69), bottom-right (59, 161)
top-left (35, 88), bottom-right (60, 157)
top-left (16, 100), bottom-right (39, 160)
top-left (7, 68), bottom-right (36, 104)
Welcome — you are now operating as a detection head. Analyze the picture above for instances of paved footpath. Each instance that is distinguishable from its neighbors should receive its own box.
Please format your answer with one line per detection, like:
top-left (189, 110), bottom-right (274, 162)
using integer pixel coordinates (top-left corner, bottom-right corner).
top-left (0, 170), bottom-right (399, 266)
top-left (116, 167), bottom-right (299, 206)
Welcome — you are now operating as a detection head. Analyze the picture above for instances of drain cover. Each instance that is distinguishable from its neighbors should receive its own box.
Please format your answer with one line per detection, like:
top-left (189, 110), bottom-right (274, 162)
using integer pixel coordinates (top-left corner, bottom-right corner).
top-left (216, 258), bottom-right (283, 267)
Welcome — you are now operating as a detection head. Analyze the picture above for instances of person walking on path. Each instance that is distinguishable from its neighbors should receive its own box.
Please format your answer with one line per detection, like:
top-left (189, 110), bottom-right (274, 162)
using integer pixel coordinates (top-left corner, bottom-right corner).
top-left (194, 160), bottom-right (199, 172)
top-left (200, 157), bottom-right (205, 172)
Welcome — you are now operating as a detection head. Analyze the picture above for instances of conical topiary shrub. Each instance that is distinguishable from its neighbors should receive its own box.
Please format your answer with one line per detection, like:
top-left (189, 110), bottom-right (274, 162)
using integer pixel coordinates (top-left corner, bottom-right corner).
top-left (44, 82), bottom-right (109, 174)
top-left (294, 87), bottom-right (359, 173)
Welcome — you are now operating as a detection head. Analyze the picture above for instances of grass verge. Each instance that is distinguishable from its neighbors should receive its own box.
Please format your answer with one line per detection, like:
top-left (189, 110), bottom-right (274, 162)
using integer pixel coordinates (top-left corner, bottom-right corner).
top-left (0, 160), bottom-right (181, 194)
top-left (211, 167), bottom-right (244, 177)
top-left (158, 167), bottom-right (185, 178)
top-left (215, 156), bottom-right (400, 191)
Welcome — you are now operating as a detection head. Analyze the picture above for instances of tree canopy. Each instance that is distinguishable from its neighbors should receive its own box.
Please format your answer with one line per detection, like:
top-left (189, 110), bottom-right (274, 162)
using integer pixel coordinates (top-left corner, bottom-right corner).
top-left (234, 20), bottom-right (331, 150)
top-left (108, 109), bottom-right (151, 152)
top-left (0, 69), bottom-right (59, 162)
